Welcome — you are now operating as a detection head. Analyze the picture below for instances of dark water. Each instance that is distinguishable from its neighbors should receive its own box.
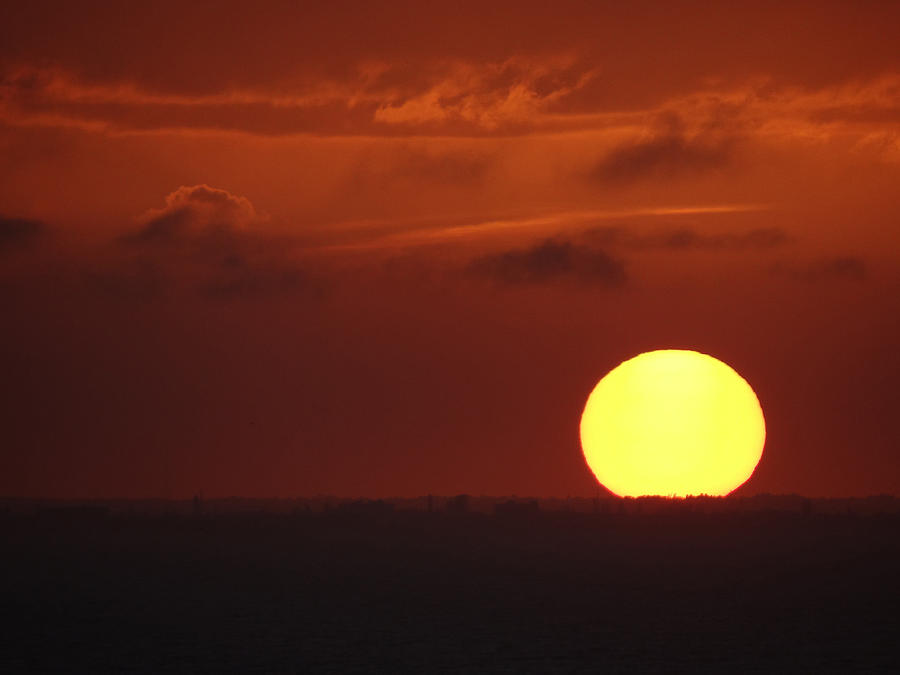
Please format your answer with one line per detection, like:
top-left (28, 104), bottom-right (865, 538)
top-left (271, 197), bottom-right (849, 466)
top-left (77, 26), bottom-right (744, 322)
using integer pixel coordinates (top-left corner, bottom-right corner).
top-left (2, 512), bottom-right (898, 673)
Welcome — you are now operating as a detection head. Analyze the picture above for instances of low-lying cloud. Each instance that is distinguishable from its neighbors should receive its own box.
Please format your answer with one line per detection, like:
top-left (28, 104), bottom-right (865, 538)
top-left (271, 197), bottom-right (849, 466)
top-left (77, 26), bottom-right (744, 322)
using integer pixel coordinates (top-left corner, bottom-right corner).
top-left (593, 132), bottom-right (734, 183)
top-left (774, 256), bottom-right (868, 282)
top-left (590, 111), bottom-right (737, 184)
top-left (467, 239), bottom-right (626, 287)
top-left (586, 225), bottom-right (790, 251)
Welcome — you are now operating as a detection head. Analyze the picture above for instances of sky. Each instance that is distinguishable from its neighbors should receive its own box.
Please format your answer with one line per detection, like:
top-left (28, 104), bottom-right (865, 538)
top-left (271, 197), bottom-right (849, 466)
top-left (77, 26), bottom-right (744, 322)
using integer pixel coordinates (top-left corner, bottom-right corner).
top-left (1, 0), bottom-right (899, 498)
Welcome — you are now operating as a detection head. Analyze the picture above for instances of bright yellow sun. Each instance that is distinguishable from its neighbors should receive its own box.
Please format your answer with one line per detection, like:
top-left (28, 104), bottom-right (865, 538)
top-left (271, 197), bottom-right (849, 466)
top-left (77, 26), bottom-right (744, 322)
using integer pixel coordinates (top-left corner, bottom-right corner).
top-left (580, 350), bottom-right (765, 497)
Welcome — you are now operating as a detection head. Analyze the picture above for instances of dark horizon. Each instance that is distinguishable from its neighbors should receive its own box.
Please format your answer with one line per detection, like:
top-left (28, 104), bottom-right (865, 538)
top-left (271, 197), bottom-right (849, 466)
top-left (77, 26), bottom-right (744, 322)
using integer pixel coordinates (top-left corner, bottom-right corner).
top-left (4, 492), bottom-right (899, 672)
top-left (6, 492), bottom-right (900, 510)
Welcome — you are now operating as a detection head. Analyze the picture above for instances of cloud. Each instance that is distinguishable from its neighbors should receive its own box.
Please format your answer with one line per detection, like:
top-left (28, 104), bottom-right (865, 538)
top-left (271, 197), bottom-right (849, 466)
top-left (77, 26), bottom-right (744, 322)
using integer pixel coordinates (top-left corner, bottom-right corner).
top-left (592, 115), bottom-right (735, 183)
top-left (118, 185), bottom-right (318, 300)
top-left (774, 256), bottom-right (868, 282)
top-left (0, 59), bottom-right (593, 136)
top-left (467, 239), bottom-right (626, 287)
top-left (0, 216), bottom-right (43, 251)
top-left (129, 184), bottom-right (261, 245)
top-left (3, 61), bottom-right (900, 160)
top-left (321, 204), bottom-right (767, 254)
top-left (586, 225), bottom-right (790, 251)
top-left (372, 58), bottom-right (594, 131)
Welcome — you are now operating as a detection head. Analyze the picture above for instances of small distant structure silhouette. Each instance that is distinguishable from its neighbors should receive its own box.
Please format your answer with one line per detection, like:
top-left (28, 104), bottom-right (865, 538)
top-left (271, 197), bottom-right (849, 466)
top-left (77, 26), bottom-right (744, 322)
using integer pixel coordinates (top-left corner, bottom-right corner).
top-left (427, 494), bottom-right (434, 513)
top-left (494, 499), bottom-right (539, 517)
top-left (192, 494), bottom-right (203, 517)
top-left (446, 494), bottom-right (470, 514)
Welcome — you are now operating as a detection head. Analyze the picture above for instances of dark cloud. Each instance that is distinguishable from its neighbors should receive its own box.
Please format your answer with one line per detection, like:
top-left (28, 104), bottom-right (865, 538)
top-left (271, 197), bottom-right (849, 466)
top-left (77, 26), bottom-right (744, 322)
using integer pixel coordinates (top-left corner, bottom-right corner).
top-left (586, 225), bottom-right (790, 251)
top-left (83, 252), bottom-right (320, 304)
top-left (467, 239), bottom-right (626, 287)
top-left (820, 257), bottom-right (867, 281)
top-left (594, 135), bottom-right (732, 182)
top-left (0, 216), bottom-right (43, 251)
top-left (773, 256), bottom-right (868, 282)
top-left (592, 114), bottom-right (735, 183)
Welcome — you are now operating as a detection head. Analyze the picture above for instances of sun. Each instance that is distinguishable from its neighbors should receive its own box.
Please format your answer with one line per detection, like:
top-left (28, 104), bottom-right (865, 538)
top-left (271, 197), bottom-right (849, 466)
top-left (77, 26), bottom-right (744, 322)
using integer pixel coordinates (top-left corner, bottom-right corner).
top-left (580, 350), bottom-right (765, 497)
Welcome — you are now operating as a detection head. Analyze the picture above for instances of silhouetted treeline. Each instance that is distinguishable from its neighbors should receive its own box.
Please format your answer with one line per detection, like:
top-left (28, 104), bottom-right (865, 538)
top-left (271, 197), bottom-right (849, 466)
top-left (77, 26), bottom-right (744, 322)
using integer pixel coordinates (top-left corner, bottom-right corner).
top-left (3, 493), bottom-right (899, 519)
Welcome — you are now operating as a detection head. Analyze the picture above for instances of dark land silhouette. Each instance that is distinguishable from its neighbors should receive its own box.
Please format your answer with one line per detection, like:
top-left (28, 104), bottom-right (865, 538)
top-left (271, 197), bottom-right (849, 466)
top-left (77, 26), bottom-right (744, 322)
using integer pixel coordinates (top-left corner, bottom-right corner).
top-left (2, 495), bottom-right (898, 672)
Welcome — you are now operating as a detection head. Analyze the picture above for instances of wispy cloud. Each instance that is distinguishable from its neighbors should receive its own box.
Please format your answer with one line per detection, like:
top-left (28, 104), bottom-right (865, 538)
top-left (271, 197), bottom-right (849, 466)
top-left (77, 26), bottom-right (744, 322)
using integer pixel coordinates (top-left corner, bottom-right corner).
top-left (3, 62), bottom-right (898, 150)
top-left (373, 57), bottom-right (595, 130)
top-left (0, 59), bottom-right (594, 136)
top-left (326, 204), bottom-right (769, 252)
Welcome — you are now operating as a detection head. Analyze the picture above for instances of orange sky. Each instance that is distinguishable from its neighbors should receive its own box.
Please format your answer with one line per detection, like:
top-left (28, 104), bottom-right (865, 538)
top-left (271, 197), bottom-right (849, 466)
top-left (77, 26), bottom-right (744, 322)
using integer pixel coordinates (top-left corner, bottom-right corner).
top-left (1, 1), bottom-right (899, 498)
